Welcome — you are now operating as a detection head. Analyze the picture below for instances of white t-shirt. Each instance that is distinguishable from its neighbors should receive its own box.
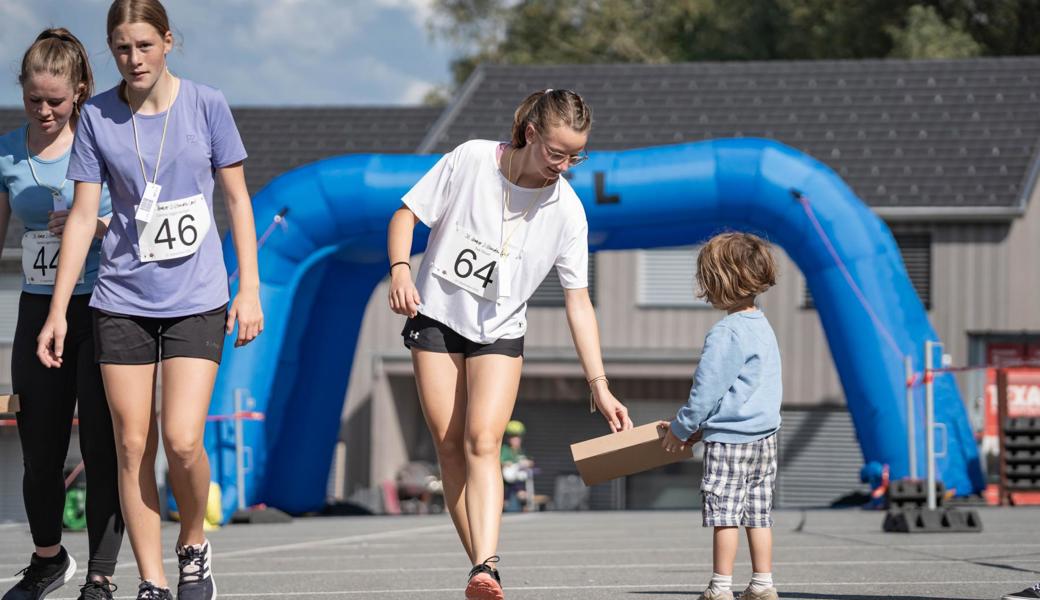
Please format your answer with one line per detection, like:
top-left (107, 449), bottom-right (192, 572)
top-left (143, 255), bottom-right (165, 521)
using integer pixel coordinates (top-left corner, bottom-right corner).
top-left (403, 139), bottom-right (589, 344)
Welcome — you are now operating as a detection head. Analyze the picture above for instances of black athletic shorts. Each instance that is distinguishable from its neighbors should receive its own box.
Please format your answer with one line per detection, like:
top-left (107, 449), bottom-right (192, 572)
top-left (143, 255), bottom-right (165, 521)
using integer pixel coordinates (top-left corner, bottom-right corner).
top-left (93, 305), bottom-right (228, 365)
top-left (402, 313), bottom-right (523, 358)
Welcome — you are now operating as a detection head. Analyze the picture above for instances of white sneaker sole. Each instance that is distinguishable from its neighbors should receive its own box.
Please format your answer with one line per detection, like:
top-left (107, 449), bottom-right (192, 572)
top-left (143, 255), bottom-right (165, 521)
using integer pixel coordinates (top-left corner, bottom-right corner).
top-left (39, 554), bottom-right (77, 598)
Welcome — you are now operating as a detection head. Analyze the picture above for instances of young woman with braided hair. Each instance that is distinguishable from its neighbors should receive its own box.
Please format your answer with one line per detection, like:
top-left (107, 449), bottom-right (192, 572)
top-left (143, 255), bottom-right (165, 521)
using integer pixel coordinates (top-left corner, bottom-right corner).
top-left (388, 88), bottom-right (632, 600)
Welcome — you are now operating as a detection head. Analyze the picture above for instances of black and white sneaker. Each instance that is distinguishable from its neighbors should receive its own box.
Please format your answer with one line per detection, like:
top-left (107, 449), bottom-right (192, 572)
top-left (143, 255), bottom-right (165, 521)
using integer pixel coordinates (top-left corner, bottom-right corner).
top-left (2, 549), bottom-right (77, 600)
top-left (176, 540), bottom-right (215, 600)
top-left (1004, 583), bottom-right (1040, 600)
top-left (135, 581), bottom-right (172, 600)
top-left (76, 579), bottom-right (116, 600)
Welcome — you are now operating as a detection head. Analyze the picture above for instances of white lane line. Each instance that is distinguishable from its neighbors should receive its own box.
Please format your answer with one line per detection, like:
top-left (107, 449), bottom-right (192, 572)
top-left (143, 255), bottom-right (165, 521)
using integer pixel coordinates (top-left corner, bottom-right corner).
top-left (219, 514), bottom-right (536, 559)
top-left (206, 541), bottom-right (1040, 562)
top-left (5, 537), bottom-right (1033, 575)
top-left (44, 578), bottom-right (1039, 599)
top-left (166, 558), bottom-right (1040, 577)
top-left (23, 555), bottom-right (1028, 586)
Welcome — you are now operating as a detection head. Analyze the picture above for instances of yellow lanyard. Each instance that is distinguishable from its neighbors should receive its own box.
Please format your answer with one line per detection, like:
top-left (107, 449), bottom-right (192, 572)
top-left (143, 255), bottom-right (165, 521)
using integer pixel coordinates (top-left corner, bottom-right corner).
top-left (500, 148), bottom-right (549, 257)
top-left (130, 77), bottom-right (176, 187)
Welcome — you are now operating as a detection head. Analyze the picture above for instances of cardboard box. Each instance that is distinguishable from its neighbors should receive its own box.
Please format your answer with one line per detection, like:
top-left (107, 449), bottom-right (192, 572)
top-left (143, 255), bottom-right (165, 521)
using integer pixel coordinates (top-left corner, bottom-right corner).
top-left (570, 422), bottom-right (694, 486)
top-left (0, 394), bottom-right (20, 414)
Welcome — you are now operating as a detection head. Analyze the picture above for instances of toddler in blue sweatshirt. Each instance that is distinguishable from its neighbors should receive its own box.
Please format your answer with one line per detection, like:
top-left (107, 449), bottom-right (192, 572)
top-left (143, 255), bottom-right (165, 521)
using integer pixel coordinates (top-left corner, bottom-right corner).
top-left (660, 232), bottom-right (782, 600)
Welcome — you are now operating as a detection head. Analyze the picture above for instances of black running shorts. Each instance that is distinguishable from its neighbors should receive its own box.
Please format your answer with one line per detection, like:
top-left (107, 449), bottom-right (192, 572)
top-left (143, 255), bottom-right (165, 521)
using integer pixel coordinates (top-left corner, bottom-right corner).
top-left (402, 313), bottom-right (523, 358)
top-left (93, 305), bottom-right (228, 365)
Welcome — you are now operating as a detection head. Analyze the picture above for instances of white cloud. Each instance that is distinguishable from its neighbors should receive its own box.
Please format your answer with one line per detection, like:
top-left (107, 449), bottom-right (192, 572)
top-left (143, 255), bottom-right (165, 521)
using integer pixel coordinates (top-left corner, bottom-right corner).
top-left (0, 4), bottom-right (46, 80)
top-left (401, 79), bottom-right (434, 104)
top-left (0, 1), bottom-right (453, 106)
top-left (371, 0), bottom-right (435, 29)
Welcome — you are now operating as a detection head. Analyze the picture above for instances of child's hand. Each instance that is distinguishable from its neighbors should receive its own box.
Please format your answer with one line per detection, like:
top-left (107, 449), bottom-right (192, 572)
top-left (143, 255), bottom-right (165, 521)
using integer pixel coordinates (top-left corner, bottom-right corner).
top-left (659, 422), bottom-right (686, 453)
top-left (658, 421), bottom-right (701, 453)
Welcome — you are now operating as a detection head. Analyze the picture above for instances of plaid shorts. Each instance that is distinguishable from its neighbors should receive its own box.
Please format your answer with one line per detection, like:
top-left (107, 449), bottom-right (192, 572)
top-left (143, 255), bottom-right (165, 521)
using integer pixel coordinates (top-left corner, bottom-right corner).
top-left (702, 434), bottom-right (778, 528)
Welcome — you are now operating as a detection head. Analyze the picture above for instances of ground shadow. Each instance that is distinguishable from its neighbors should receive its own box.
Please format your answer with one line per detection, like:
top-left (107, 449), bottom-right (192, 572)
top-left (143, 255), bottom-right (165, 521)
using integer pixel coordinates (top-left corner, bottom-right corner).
top-left (628, 592), bottom-right (987, 600)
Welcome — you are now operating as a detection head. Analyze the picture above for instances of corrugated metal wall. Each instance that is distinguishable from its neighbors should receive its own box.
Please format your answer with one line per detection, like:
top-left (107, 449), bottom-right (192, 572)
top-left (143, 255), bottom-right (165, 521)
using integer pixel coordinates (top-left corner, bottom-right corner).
top-left (510, 392), bottom-right (866, 510)
top-left (776, 409), bottom-right (865, 507)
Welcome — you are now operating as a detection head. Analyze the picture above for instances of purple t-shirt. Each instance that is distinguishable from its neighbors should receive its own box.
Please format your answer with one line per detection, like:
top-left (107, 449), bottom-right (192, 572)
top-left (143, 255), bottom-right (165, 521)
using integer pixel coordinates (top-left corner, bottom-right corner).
top-left (67, 79), bottom-right (246, 317)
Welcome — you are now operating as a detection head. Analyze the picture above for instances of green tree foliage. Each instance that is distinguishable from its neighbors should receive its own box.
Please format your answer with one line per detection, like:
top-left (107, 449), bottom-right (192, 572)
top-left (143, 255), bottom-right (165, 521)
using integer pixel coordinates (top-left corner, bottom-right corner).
top-left (887, 5), bottom-right (982, 58)
top-left (430, 0), bottom-right (1040, 86)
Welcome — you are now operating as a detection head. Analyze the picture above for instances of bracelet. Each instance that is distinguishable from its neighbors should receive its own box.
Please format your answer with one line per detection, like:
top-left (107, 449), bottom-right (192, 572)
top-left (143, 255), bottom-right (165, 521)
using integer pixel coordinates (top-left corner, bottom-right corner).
top-left (587, 375), bottom-right (608, 413)
top-left (390, 261), bottom-right (410, 273)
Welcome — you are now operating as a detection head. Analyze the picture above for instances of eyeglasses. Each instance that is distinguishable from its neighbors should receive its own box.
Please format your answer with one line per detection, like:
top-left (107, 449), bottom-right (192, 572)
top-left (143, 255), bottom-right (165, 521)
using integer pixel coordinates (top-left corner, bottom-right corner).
top-left (533, 130), bottom-right (589, 166)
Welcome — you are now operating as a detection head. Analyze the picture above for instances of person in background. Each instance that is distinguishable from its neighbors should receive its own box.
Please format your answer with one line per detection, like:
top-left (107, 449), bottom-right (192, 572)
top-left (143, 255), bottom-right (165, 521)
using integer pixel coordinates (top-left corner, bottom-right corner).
top-left (1, 27), bottom-right (123, 600)
top-left (500, 420), bottom-right (533, 512)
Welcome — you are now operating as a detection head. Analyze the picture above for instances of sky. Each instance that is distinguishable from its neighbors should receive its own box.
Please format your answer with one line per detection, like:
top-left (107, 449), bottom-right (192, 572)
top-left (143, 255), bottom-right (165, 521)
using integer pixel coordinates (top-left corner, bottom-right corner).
top-left (0, 0), bottom-right (459, 107)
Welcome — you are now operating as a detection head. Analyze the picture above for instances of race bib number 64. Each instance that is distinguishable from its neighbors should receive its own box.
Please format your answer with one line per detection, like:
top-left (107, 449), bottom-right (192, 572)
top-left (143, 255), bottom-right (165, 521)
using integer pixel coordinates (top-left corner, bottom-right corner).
top-left (137, 194), bottom-right (211, 263)
top-left (432, 227), bottom-right (507, 302)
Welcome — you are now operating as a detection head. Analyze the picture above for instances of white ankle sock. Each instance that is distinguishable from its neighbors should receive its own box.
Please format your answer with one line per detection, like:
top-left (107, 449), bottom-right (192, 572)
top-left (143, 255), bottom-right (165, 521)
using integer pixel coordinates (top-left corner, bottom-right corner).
top-left (708, 572), bottom-right (732, 594)
top-left (749, 572), bottom-right (773, 593)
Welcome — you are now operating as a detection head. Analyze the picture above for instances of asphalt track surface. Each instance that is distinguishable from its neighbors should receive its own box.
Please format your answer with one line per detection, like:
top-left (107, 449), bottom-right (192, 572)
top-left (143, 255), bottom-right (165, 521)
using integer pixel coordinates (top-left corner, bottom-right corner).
top-left (1, 508), bottom-right (1035, 599)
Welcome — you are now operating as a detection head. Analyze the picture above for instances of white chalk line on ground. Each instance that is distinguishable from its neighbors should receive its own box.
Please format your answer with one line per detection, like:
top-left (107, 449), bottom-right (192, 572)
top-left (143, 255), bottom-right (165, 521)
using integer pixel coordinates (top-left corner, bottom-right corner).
top-left (20, 556), bottom-right (1037, 588)
top-left (8, 555), bottom-right (1037, 584)
top-left (8, 538), bottom-right (1028, 575)
top-left (217, 514), bottom-right (534, 559)
top-left (0, 517), bottom-right (534, 583)
top-left (212, 541), bottom-right (1040, 561)
top-left (151, 557), bottom-right (1040, 577)
top-left (43, 578), bottom-right (1039, 599)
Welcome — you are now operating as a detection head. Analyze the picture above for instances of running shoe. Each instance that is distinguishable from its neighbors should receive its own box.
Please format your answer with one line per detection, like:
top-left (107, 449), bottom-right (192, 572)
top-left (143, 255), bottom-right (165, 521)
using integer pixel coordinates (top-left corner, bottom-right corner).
top-left (76, 579), bottom-right (116, 600)
top-left (135, 581), bottom-right (172, 600)
top-left (176, 540), bottom-right (215, 600)
top-left (698, 589), bottom-right (734, 600)
top-left (465, 556), bottom-right (503, 600)
top-left (738, 585), bottom-right (779, 600)
top-left (1004, 583), bottom-right (1040, 600)
top-left (2, 550), bottom-right (76, 600)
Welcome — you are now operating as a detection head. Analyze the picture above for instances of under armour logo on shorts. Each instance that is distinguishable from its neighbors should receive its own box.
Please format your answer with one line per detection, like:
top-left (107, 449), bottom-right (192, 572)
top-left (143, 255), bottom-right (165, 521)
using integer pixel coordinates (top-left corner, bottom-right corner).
top-left (409, 330), bottom-right (420, 340)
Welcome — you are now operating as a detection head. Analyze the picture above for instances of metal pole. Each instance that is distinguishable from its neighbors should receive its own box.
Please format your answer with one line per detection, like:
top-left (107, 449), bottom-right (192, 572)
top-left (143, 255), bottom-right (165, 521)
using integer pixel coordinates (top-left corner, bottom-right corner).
top-left (924, 341), bottom-right (937, 510)
top-left (905, 355), bottom-right (917, 479)
top-left (234, 388), bottom-right (246, 512)
top-left (997, 368), bottom-right (1010, 506)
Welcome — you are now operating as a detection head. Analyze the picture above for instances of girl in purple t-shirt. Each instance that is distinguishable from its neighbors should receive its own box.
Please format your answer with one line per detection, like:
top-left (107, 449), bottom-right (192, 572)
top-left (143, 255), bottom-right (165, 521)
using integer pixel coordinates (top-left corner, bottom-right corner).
top-left (36, 2), bottom-right (263, 599)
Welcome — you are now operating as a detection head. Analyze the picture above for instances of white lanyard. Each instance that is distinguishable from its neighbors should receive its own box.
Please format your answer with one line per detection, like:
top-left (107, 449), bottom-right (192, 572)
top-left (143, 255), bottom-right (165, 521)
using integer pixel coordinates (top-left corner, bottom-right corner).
top-left (24, 126), bottom-right (68, 212)
top-left (130, 80), bottom-right (174, 187)
top-left (500, 148), bottom-right (548, 257)
top-left (130, 77), bottom-right (177, 223)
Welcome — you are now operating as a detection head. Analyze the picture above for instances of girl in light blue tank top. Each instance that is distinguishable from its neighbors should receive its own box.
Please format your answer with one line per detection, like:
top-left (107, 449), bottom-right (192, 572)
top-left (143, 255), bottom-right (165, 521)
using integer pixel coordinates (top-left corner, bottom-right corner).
top-left (0, 28), bottom-right (123, 600)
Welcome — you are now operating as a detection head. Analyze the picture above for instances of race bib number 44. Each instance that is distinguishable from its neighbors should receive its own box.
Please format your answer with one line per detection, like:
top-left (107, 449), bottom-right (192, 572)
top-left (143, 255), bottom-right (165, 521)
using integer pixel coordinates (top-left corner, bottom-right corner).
top-left (137, 194), bottom-right (211, 263)
top-left (21, 231), bottom-right (85, 285)
top-left (432, 227), bottom-right (506, 302)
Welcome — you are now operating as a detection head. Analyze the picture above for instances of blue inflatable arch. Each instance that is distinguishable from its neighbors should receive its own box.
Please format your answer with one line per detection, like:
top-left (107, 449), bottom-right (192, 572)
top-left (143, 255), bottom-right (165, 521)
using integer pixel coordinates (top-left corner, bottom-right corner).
top-left (206, 138), bottom-right (984, 519)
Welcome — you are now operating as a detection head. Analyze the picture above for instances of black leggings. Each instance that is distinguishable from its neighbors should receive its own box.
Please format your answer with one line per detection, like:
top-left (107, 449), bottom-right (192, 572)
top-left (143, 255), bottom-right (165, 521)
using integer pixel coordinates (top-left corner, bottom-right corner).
top-left (13, 292), bottom-right (124, 577)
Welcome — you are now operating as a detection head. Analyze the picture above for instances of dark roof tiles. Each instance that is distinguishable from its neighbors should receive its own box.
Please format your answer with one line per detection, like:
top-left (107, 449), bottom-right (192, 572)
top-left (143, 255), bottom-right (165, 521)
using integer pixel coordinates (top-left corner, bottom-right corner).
top-left (426, 58), bottom-right (1040, 213)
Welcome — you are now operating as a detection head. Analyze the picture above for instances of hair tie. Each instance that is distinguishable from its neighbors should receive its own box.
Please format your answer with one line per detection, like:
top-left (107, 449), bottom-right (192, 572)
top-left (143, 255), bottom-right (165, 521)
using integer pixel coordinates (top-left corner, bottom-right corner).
top-left (40, 31), bottom-right (72, 43)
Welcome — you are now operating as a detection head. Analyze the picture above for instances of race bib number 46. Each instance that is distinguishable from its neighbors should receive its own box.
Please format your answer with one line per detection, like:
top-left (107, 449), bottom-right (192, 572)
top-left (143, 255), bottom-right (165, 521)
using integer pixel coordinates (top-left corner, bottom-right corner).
top-left (137, 194), bottom-right (211, 263)
top-left (21, 231), bottom-right (84, 286)
top-left (432, 227), bottom-right (504, 302)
